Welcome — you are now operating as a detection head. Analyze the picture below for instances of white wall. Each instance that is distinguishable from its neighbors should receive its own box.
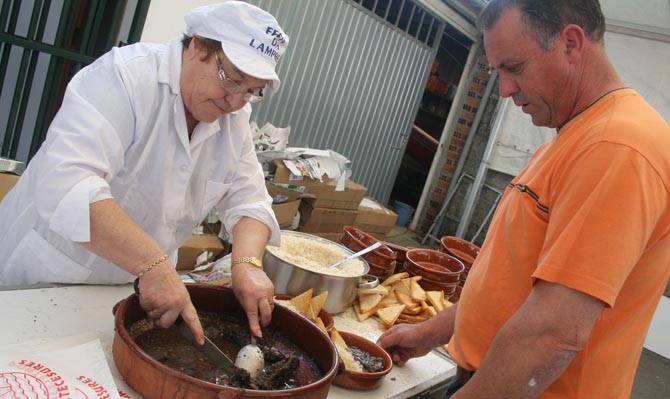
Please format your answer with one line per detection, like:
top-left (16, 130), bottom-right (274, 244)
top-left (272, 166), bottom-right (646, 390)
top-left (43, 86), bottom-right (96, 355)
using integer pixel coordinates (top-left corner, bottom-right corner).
top-left (489, 31), bottom-right (670, 176)
top-left (141, 0), bottom-right (216, 43)
top-left (645, 298), bottom-right (670, 358)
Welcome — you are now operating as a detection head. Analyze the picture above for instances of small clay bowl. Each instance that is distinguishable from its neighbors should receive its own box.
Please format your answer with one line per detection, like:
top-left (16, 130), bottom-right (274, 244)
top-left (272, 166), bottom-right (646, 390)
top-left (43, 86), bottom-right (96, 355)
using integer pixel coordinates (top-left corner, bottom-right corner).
top-left (382, 241), bottom-right (408, 263)
top-left (274, 294), bottom-right (335, 332)
top-left (403, 258), bottom-right (461, 284)
top-left (332, 331), bottom-right (393, 390)
top-left (340, 226), bottom-right (396, 269)
top-left (405, 249), bottom-right (464, 282)
top-left (439, 236), bottom-right (480, 268)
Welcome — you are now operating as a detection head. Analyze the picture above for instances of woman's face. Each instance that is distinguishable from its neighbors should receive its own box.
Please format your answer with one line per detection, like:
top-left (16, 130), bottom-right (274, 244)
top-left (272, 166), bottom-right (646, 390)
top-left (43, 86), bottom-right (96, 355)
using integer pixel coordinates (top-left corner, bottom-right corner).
top-left (180, 39), bottom-right (267, 124)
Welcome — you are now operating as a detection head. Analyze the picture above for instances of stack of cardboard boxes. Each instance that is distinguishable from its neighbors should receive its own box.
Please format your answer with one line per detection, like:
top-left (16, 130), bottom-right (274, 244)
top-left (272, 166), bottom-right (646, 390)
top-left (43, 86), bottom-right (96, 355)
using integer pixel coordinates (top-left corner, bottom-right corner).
top-left (273, 160), bottom-right (373, 242)
top-left (0, 172), bottom-right (19, 202)
top-left (353, 197), bottom-right (399, 240)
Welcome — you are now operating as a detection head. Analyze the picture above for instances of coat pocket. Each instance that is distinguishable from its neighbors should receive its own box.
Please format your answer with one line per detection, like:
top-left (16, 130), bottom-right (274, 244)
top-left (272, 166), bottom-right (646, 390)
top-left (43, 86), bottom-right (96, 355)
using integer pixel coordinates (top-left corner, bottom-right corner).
top-left (201, 180), bottom-right (230, 218)
top-left (5, 229), bottom-right (93, 285)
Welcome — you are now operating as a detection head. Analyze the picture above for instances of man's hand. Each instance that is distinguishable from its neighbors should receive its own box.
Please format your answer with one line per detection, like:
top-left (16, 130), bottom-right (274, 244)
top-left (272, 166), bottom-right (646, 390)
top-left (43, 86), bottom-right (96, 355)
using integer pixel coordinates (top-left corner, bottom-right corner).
top-left (377, 322), bottom-right (436, 366)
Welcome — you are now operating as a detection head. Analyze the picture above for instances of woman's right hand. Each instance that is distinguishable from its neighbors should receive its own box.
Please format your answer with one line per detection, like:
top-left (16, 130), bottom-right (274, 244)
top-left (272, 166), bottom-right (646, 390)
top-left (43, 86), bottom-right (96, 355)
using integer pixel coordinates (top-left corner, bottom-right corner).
top-left (136, 262), bottom-right (205, 345)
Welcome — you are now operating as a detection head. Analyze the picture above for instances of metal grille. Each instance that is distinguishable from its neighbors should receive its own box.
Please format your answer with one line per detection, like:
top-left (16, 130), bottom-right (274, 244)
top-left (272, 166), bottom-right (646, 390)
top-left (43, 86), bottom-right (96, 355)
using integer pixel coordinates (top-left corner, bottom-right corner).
top-left (249, 0), bottom-right (443, 204)
top-left (0, 0), bottom-right (150, 166)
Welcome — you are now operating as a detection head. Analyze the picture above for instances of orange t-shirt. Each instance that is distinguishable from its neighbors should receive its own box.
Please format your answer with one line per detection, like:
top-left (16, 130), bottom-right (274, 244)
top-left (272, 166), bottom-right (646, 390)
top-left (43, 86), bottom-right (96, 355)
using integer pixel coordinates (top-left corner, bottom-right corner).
top-left (448, 89), bottom-right (670, 398)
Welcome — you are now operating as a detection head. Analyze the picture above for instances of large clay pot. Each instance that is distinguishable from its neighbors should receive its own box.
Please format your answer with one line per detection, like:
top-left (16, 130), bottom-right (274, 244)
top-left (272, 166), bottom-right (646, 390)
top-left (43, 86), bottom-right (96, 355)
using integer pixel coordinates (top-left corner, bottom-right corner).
top-left (112, 284), bottom-right (339, 399)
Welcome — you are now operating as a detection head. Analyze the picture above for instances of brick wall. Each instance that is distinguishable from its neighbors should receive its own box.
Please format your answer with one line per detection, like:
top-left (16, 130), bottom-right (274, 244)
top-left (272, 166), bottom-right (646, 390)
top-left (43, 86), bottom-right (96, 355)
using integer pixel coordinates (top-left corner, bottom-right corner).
top-left (418, 54), bottom-right (492, 235)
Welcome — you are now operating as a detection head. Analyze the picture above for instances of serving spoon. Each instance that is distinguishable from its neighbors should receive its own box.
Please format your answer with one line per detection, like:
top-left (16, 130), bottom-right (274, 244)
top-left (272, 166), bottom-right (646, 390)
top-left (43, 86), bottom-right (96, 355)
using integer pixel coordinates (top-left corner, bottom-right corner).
top-left (328, 241), bottom-right (382, 269)
top-left (235, 336), bottom-right (264, 379)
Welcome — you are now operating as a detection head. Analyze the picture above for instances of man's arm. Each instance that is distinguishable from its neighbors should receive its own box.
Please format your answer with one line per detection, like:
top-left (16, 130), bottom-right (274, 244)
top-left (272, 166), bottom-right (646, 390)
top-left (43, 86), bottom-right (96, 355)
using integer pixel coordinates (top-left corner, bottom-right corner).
top-left (453, 280), bottom-right (605, 399)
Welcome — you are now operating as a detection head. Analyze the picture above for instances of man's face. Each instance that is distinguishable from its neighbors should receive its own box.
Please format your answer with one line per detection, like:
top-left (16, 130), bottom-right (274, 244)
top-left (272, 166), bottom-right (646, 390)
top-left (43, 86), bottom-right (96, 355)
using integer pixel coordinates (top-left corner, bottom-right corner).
top-left (484, 7), bottom-right (575, 128)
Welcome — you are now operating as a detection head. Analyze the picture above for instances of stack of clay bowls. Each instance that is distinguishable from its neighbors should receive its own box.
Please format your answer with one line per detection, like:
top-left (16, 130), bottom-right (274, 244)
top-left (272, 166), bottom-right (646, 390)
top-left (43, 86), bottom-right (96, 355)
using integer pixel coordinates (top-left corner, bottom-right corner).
top-left (339, 226), bottom-right (397, 281)
top-left (404, 249), bottom-right (464, 299)
top-left (381, 241), bottom-right (409, 275)
top-left (439, 236), bottom-right (480, 301)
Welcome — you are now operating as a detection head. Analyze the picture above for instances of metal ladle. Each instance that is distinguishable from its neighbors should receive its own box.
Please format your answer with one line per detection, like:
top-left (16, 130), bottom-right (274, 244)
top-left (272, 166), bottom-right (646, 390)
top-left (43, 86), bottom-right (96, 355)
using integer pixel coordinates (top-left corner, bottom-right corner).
top-left (328, 241), bottom-right (382, 269)
top-left (235, 336), bottom-right (264, 379)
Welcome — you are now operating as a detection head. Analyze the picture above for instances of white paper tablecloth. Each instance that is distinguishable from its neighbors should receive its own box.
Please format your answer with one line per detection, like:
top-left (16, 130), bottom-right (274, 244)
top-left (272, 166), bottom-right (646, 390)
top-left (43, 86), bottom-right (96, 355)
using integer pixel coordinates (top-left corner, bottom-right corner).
top-left (0, 285), bottom-right (455, 398)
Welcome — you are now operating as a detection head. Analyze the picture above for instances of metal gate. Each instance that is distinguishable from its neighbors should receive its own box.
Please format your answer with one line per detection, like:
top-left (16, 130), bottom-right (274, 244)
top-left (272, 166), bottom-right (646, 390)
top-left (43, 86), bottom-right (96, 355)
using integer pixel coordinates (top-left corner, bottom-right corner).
top-left (248, 0), bottom-right (443, 203)
top-left (0, 0), bottom-right (151, 167)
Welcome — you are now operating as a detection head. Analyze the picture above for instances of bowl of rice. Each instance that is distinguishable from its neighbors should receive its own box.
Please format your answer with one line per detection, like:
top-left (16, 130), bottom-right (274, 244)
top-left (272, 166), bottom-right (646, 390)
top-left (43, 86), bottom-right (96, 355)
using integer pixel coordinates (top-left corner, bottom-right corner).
top-left (264, 231), bottom-right (371, 314)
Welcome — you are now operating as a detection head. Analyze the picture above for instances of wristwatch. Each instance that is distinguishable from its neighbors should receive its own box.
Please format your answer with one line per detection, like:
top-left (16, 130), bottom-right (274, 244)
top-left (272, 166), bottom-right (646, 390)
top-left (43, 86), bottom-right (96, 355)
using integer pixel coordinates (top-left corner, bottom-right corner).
top-left (231, 256), bottom-right (263, 269)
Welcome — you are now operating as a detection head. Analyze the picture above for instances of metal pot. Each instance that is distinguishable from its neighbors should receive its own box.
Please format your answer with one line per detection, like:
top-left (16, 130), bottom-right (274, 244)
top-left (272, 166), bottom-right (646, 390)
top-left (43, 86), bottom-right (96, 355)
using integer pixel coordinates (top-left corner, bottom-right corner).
top-left (263, 231), bottom-right (373, 314)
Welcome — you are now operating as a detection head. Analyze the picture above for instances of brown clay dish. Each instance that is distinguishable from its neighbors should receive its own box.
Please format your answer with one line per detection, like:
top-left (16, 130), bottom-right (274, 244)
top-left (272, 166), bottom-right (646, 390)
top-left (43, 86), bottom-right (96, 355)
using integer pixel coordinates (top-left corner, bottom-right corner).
top-left (340, 226), bottom-right (396, 271)
top-left (405, 249), bottom-right (464, 282)
top-left (332, 331), bottom-right (393, 390)
top-left (112, 284), bottom-right (339, 399)
top-left (439, 236), bottom-right (480, 268)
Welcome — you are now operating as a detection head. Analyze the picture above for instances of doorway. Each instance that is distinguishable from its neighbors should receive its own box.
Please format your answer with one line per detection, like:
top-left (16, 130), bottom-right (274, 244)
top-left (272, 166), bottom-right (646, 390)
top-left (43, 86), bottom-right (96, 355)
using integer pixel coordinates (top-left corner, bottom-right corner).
top-left (389, 24), bottom-right (473, 221)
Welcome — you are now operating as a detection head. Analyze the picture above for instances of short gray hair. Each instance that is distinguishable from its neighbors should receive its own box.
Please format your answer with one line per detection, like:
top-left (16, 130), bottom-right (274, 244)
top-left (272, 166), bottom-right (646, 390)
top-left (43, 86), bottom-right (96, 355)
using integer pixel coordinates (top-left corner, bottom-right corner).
top-left (477, 0), bottom-right (606, 50)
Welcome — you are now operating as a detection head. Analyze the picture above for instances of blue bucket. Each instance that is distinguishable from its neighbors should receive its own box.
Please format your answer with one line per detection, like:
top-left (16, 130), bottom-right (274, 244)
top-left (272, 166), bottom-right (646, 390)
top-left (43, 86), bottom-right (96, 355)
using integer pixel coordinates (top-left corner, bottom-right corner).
top-left (393, 201), bottom-right (415, 227)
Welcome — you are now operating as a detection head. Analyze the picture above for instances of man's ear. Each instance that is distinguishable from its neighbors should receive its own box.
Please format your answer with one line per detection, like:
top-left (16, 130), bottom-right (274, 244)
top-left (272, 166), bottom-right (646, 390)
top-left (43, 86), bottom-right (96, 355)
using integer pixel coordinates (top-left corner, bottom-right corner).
top-left (562, 24), bottom-right (585, 62)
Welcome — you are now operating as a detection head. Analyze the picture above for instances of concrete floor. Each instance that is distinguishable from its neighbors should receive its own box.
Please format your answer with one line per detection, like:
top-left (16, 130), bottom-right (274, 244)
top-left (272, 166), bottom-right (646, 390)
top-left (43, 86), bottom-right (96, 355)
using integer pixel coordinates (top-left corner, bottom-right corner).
top-left (384, 226), bottom-right (670, 399)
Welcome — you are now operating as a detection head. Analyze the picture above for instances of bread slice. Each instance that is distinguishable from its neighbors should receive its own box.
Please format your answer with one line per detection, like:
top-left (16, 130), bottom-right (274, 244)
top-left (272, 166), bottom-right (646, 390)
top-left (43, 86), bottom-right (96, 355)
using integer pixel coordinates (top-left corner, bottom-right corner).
top-left (289, 288), bottom-right (313, 316)
top-left (426, 290), bottom-right (446, 312)
top-left (330, 328), bottom-right (364, 372)
top-left (394, 290), bottom-right (414, 307)
top-left (315, 316), bottom-right (328, 333)
top-left (357, 285), bottom-right (389, 296)
top-left (410, 279), bottom-right (426, 302)
top-left (354, 303), bottom-right (378, 322)
top-left (358, 293), bottom-right (383, 313)
top-left (376, 304), bottom-right (406, 327)
top-left (310, 291), bottom-right (328, 316)
top-left (381, 272), bottom-right (410, 287)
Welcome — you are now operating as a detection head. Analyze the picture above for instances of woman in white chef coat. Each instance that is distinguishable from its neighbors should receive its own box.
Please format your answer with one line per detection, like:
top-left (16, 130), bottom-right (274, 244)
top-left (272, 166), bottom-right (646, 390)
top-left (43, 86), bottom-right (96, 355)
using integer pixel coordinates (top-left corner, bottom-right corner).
top-left (0, 2), bottom-right (288, 344)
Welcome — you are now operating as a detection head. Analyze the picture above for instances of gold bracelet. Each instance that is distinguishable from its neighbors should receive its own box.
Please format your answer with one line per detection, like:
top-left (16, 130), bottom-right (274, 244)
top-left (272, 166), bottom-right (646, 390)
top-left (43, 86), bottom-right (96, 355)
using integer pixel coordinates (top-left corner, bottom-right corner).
top-left (137, 254), bottom-right (169, 278)
top-left (231, 256), bottom-right (263, 269)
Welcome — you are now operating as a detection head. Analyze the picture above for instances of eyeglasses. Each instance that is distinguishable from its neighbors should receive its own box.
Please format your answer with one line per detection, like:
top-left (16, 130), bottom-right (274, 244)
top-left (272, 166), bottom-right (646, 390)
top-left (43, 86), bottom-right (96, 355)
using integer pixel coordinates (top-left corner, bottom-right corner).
top-left (215, 54), bottom-right (264, 103)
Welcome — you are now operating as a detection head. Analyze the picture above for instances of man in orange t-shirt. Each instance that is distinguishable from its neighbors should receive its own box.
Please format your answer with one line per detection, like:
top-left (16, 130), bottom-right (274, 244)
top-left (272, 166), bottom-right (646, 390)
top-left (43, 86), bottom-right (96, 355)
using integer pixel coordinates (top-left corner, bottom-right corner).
top-left (377, 1), bottom-right (670, 398)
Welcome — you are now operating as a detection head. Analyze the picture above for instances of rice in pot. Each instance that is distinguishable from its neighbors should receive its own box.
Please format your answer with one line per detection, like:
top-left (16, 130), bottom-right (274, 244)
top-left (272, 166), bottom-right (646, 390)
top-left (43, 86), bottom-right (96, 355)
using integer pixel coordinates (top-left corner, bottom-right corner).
top-left (267, 235), bottom-right (365, 277)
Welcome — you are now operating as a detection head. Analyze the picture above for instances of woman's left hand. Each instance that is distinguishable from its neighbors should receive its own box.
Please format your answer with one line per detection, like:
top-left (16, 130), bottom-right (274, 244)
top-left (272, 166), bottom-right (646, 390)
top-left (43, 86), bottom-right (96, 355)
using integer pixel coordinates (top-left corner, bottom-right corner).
top-left (231, 263), bottom-right (275, 338)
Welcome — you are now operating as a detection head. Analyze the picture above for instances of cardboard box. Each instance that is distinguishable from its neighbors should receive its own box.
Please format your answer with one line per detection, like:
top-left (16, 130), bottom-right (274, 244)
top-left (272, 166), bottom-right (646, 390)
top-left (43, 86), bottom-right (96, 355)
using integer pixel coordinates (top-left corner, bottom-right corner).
top-left (0, 172), bottom-right (20, 202)
top-left (177, 235), bottom-right (225, 270)
top-left (311, 232), bottom-right (343, 243)
top-left (273, 160), bottom-right (333, 186)
top-left (298, 202), bottom-right (358, 233)
top-left (266, 182), bottom-right (302, 228)
top-left (353, 197), bottom-right (398, 235)
top-left (303, 179), bottom-right (367, 210)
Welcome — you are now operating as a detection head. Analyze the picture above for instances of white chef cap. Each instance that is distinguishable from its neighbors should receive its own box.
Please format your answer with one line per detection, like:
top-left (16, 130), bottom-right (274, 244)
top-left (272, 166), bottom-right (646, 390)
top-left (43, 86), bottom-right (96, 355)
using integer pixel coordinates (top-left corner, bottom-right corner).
top-left (184, 1), bottom-right (289, 92)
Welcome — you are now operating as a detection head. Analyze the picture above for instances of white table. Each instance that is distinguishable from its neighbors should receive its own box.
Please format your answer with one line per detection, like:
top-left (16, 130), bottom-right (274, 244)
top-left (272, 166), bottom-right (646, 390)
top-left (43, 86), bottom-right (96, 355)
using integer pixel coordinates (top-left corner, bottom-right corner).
top-left (0, 285), bottom-right (455, 398)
